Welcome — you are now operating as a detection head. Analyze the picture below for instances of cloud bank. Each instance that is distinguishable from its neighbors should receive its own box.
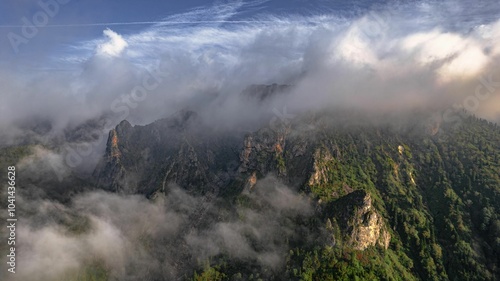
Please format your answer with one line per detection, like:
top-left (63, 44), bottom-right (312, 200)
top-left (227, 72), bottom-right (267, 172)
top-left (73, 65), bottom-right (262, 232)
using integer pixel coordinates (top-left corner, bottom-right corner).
top-left (3, 176), bottom-right (315, 280)
top-left (1, 1), bottom-right (499, 148)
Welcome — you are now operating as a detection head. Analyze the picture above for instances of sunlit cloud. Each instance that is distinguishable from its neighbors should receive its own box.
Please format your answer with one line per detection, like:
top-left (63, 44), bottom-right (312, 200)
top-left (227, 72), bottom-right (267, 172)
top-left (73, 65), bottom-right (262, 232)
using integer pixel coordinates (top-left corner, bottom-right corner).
top-left (1, 0), bottom-right (499, 146)
top-left (96, 28), bottom-right (128, 57)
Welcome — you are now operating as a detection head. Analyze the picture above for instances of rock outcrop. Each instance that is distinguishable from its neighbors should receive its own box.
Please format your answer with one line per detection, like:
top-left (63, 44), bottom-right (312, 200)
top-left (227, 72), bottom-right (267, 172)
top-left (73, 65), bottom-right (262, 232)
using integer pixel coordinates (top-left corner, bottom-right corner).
top-left (93, 111), bottom-right (243, 196)
top-left (325, 190), bottom-right (391, 250)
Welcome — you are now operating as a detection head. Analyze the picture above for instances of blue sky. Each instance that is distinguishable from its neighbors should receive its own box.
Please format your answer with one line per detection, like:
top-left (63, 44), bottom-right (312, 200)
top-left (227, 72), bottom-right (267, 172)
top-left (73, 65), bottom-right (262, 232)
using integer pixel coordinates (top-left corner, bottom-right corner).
top-left (0, 0), bottom-right (374, 63)
top-left (1, 0), bottom-right (499, 68)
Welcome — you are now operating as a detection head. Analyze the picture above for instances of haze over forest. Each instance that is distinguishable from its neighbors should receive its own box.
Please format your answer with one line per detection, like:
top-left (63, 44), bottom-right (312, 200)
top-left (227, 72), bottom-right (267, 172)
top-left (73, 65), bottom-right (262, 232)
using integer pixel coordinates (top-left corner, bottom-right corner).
top-left (0, 0), bottom-right (499, 280)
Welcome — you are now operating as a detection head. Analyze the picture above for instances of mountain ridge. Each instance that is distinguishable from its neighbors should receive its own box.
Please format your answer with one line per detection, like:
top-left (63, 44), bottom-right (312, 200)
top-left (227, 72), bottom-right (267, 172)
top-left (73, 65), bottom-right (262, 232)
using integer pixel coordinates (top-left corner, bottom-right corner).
top-left (91, 108), bottom-right (500, 280)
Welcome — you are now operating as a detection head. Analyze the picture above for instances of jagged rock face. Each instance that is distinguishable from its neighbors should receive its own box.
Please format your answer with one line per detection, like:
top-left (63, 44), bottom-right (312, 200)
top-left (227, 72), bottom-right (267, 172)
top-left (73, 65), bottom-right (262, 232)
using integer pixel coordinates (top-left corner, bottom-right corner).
top-left (94, 109), bottom-right (314, 197)
top-left (94, 108), bottom-right (392, 210)
top-left (326, 190), bottom-right (391, 250)
top-left (238, 127), bottom-right (291, 177)
top-left (94, 110), bottom-right (395, 255)
top-left (94, 95), bottom-right (404, 198)
top-left (92, 107), bottom-right (500, 279)
top-left (241, 83), bottom-right (291, 102)
top-left (94, 109), bottom-right (431, 248)
top-left (93, 111), bottom-right (244, 196)
top-left (309, 147), bottom-right (337, 187)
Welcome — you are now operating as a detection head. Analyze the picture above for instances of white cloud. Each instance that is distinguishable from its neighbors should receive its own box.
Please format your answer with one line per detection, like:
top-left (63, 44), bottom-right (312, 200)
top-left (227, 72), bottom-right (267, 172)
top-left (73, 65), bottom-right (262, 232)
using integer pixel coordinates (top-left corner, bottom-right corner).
top-left (96, 28), bottom-right (128, 57)
top-left (400, 30), bottom-right (491, 82)
top-left (1, 1), bottom-right (500, 146)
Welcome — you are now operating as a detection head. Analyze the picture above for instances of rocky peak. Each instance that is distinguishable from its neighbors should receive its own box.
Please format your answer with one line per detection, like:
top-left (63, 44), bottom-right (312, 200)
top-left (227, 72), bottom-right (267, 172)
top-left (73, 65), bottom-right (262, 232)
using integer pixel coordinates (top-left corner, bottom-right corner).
top-left (108, 129), bottom-right (121, 160)
top-left (308, 147), bottom-right (334, 186)
top-left (241, 83), bottom-right (291, 102)
top-left (325, 190), bottom-right (391, 251)
top-left (116, 119), bottom-right (132, 132)
top-left (94, 110), bottom-right (243, 196)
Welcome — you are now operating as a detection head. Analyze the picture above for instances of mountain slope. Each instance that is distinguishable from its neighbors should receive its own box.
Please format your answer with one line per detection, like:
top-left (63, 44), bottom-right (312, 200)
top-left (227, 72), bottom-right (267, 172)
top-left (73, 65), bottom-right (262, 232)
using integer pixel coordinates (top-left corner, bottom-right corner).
top-left (93, 109), bottom-right (500, 280)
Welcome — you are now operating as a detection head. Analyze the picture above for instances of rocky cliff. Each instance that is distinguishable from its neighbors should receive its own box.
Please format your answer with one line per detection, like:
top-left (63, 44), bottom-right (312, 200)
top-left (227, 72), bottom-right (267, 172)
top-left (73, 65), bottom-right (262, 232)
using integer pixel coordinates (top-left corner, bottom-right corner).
top-left (325, 190), bottom-right (391, 250)
top-left (93, 110), bottom-right (244, 196)
top-left (92, 106), bottom-right (500, 280)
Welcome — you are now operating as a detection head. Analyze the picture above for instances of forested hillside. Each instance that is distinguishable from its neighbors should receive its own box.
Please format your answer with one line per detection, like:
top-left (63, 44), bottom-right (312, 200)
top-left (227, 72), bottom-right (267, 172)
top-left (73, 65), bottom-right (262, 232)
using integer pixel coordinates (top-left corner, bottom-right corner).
top-left (2, 111), bottom-right (499, 281)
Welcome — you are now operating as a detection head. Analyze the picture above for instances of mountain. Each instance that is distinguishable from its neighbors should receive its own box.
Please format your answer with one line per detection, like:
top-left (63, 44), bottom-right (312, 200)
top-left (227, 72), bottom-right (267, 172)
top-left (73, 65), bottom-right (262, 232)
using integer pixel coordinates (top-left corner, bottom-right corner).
top-left (93, 109), bottom-right (244, 196)
top-left (89, 108), bottom-right (500, 280)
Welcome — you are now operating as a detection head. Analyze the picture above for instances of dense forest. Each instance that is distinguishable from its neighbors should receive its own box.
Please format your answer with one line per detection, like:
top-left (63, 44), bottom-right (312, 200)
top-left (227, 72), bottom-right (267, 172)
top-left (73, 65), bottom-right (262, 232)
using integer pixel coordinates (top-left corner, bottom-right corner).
top-left (188, 113), bottom-right (500, 281)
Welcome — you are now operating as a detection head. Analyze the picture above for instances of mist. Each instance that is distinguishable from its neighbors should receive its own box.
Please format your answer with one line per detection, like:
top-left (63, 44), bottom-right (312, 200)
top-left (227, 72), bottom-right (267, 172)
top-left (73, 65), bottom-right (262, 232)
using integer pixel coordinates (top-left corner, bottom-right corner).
top-left (2, 176), bottom-right (316, 280)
